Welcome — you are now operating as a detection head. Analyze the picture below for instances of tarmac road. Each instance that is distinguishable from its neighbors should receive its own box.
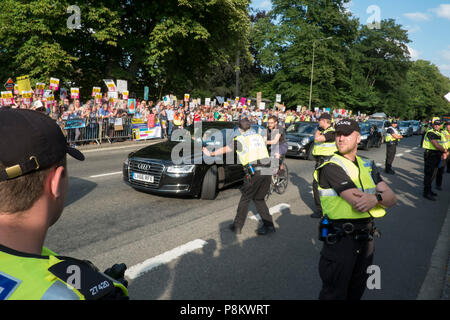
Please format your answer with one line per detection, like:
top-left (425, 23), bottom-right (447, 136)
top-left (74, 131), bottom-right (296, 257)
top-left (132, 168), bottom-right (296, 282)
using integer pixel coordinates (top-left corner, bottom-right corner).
top-left (45, 135), bottom-right (449, 300)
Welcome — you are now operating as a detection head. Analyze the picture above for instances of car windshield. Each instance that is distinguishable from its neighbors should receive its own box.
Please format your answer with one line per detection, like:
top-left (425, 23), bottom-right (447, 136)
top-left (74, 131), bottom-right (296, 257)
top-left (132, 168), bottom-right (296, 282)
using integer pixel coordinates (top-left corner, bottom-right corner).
top-left (398, 121), bottom-right (409, 126)
top-left (368, 120), bottom-right (382, 127)
top-left (287, 123), bottom-right (317, 135)
top-left (172, 122), bottom-right (238, 142)
top-left (358, 122), bottom-right (371, 131)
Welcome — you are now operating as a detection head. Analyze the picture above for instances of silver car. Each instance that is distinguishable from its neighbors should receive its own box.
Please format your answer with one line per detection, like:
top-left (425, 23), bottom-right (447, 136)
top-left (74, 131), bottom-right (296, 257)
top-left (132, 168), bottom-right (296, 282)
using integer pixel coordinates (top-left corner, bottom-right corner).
top-left (398, 121), bottom-right (413, 137)
top-left (409, 120), bottom-right (421, 135)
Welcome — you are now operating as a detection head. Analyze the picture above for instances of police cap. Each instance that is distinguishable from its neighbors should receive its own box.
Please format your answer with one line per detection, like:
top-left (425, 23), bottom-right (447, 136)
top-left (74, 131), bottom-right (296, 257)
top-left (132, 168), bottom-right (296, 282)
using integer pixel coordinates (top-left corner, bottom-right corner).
top-left (335, 119), bottom-right (360, 136)
top-left (0, 108), bottom-right (85, 182)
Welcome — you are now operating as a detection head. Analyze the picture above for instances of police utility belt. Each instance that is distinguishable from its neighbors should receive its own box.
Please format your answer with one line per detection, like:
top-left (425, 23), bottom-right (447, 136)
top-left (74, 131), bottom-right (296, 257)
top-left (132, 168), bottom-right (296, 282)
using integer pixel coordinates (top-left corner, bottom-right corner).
top-left (319, 217), bottom-right (381, 245)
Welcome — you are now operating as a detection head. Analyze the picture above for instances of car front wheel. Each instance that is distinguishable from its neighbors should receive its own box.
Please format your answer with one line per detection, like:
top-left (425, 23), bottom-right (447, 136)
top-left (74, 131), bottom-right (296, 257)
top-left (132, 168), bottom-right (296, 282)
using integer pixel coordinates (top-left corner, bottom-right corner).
top-left (200, 166), bottom-right (218, 200)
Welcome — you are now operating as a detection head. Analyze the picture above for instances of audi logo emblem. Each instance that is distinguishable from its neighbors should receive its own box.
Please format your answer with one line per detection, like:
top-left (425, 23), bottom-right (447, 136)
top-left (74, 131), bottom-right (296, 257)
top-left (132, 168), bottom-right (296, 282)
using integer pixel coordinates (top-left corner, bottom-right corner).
top-left (137, 163), bottom-right (151, 171)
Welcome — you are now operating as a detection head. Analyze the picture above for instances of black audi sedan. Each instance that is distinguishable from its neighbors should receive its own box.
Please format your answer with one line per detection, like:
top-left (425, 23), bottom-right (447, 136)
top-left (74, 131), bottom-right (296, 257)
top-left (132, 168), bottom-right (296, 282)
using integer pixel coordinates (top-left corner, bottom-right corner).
top-left (358, 122), bottom-right (383, 150)
top-left (285, 122), bottom-right (318, 160)
top-left (123, 122), bottom-right (266, 200)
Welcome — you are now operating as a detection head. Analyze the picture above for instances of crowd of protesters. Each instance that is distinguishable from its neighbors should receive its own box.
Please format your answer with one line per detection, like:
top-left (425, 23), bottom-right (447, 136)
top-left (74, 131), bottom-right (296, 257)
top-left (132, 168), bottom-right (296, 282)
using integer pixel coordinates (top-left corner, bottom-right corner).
top-left (2, 92), bottom-right (373, 147)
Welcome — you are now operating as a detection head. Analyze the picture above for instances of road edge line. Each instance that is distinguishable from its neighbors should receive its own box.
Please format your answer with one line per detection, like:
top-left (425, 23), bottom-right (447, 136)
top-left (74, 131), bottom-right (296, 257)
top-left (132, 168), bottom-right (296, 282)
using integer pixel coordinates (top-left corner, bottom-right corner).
top-left (417, 194), bottom-right (450, 300)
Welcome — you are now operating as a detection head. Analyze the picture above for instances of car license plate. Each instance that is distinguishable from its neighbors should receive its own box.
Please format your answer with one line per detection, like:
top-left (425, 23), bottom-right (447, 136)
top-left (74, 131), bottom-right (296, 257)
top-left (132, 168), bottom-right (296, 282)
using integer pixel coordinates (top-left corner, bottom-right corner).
top-left (132, 172), bottom-right (154, 183)
top-left (288, 146), bottom-right (293, 150)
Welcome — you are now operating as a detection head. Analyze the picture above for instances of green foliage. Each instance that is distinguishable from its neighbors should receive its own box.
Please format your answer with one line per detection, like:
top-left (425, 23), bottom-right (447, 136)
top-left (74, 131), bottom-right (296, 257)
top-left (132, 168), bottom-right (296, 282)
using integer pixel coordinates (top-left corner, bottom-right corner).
top-left (0, 0), bottom-right (448, 119)
top-left (249, 0), bottom-right (449, 119)
top-left (0, 0), bottom-right (250, 101)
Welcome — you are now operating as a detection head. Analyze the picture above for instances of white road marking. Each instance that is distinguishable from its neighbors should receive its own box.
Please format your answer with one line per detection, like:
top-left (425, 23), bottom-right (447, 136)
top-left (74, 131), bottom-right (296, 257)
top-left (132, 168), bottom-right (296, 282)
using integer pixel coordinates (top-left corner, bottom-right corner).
top-left (125, 239), bottom-right (208, 280)
top-left (413, 147), bottom-right (418, 150)
top-left (397, 153), bottom-right (404, 157)
top-left (89, 171), bottom-right (122, 178)
top-left (405, 150), bottom-right (412, 153)
top-left (250, 203), bottom-right (291, 221)
top-left (376, 163), bottom-right (382, 167)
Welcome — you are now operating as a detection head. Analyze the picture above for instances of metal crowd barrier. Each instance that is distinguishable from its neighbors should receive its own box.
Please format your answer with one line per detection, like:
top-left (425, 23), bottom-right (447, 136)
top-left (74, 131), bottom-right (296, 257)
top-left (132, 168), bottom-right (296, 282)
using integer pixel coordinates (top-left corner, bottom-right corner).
top-left (63, 116), bottom-right (133, 145)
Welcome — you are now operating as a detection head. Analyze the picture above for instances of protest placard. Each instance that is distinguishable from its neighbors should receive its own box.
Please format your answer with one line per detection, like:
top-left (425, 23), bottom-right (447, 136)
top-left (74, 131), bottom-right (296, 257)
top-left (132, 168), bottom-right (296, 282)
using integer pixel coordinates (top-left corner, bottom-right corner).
top-left (108, 91), bottom-right (118, 102)
top-left (116, 79), bottom-right (127, 93)
top-left (122, 91), bottom-right (129, 100)
top-left (4, 78), bottom-right (14, 91)
top-left (22, 91), bottom-right (33, 105)
top-left (43, 90), bottom-right (54, 104)
top-left (70, 88), bottom-right (79, 99)
top-left (17, 75), bottom-right (32, 94)
top-left (127, 99), bottom-right (136, 114)
top-left (60, 88), bottom-right (68, 100)
top-left (49, 78), bottom-right (60, 91)
top-left (184, 94), bottom-right (190, 102)
top-left (1, 91), bottom-right (13, 106)
top-left (92, 87), bottom-right (101, 97)
top-left (35, 83), bottom-right (45, 96)
top-left (64, 119), bottom-right (87, 130)
top-left (103, 79), bottom-right (116, 92)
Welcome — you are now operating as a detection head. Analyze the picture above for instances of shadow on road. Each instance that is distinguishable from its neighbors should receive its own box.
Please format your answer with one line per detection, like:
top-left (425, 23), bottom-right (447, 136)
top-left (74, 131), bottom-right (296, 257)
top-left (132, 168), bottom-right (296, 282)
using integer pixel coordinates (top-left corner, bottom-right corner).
top-left (65, 177), bottom-right (97, 207)
top-left (124, 142), bottom-right (449, 300)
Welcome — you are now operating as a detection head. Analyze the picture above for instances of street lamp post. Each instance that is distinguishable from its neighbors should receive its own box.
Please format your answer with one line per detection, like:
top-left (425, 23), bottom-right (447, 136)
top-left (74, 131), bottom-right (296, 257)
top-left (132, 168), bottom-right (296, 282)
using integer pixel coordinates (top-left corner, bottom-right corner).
top-left (308, 37), bottom-right (332, 110)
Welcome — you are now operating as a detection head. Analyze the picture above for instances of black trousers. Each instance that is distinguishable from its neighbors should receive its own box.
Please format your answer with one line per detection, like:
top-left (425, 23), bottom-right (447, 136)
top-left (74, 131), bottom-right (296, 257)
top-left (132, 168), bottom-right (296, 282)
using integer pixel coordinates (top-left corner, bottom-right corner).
top-left (319, 234), bottom-right (374, 300)
top-left (424, 150), bottom-right (441, 194)
top-left (447, 155), bottom-right (450, 173)
top-left (234, 172), bottom-right (273, 228)
top-left (313, 156), bottom-right (331, 214)
top-left (385, 143), bottom-right (397, 170)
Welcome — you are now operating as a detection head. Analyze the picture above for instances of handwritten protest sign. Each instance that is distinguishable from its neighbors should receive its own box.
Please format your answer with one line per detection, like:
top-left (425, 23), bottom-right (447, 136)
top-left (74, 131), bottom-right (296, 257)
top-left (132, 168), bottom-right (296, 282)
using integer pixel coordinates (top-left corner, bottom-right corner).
top-left (116, 79), bottom-right (127, 94)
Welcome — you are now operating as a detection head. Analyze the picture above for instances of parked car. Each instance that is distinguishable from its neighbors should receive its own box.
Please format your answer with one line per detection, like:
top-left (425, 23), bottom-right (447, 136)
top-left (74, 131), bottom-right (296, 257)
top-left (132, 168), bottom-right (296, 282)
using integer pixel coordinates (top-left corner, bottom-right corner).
top-left (409, 120), bottom-right (421, 135)
top-left (398, 120), bottom-right (413, 137)
top-left (285, 121), bottom-right (318, 160)
top-left (367, 119), bottom-right (390, 143)
top-left (358, 122), bottom-right (383, 150)
top-left (123, 122), bottom-right (266, 200)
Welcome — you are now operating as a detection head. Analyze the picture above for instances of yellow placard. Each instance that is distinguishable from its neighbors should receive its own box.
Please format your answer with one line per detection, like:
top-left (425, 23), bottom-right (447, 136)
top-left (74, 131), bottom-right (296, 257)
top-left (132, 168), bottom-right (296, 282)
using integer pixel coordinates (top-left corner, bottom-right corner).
top-left (17, 75), bottom-right (32, 94)
top-left (1, 91), bottom-right (13, 99)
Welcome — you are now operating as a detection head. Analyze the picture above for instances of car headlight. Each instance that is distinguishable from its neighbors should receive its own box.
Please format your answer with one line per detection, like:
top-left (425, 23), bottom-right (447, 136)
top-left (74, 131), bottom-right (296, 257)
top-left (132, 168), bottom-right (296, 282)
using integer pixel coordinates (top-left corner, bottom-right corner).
top-left (167, 165), bottom-right (195, 174)
top-left (124, 158), bottom-right (129, 166)
top-left (361, 135), bottom-right (368, 140)
top-left (301, 138), bottom-right (310, 145)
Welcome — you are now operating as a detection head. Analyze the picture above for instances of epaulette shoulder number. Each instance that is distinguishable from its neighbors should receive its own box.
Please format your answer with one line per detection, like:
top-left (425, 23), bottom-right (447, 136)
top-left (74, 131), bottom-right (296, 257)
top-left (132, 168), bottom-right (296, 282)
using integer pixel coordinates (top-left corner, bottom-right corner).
top-left (48, 257), bottom-right (115, 300)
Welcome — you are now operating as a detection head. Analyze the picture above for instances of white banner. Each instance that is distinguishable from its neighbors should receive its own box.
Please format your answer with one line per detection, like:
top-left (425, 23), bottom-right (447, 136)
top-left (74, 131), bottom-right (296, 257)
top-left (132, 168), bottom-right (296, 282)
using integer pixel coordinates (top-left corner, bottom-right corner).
top-left (135, 126), bottom-right (162, 141)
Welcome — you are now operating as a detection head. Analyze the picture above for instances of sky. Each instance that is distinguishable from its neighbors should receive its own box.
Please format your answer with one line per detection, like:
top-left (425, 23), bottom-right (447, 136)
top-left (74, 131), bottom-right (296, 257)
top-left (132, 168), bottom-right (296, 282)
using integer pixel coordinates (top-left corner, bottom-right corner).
top-left (250, 0), bottom-right (450, 78)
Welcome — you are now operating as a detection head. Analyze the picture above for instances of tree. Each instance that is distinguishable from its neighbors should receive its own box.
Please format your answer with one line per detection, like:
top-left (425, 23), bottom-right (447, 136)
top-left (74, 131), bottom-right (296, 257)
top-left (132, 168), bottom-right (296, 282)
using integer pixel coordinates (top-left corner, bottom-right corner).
top-left (404, 60), bottom-right (450, 119)
top-left (0, 0), bottom-right (251, 101)
top-left (250, 0), bottom-right (359, 108)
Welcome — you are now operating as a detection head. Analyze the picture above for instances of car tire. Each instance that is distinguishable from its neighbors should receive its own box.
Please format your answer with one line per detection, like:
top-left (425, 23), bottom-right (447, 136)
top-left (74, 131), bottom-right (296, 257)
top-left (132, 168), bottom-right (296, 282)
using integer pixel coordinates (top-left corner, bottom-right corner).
top-left (375, 137), bottom-right (382, 148)
top-left (200, 166), bottom-right (218, 200)
top-left (306, 145), bottom-right (314, 161)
